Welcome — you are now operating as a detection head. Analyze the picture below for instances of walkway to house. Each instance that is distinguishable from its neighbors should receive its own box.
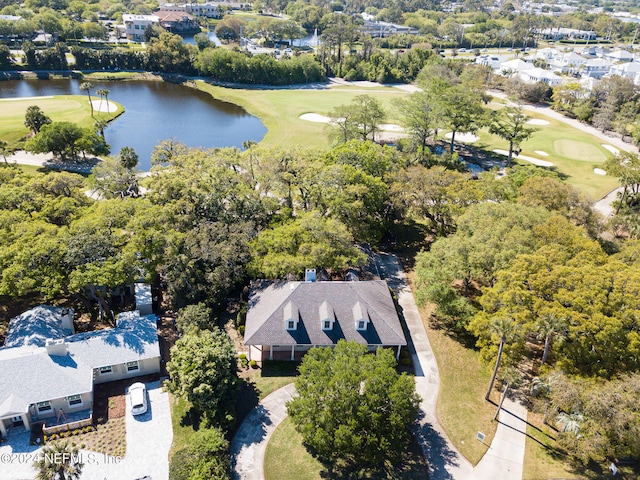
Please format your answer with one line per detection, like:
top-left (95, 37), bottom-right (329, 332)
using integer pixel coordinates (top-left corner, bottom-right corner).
top-left (230, 383), bottom-right (296, 480)
top-left (230, 254), bottom-right (527, 480)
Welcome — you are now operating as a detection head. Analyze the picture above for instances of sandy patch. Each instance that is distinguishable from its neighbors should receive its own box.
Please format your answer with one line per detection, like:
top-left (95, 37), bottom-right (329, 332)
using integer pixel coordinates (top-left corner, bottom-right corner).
top-left (445, 132), bottom-right (480, 143)
top-left (493, 149), bottom-right (554, 167)
top-left (534, 150), bottom-right (549, 156)
top-left (0, 96), bottom-right (54, 101)
top-left (379, 123), bottom-right (404, 132)
top-left (300, 113), bottom-right (331, 123)
top-left (526, 118), bottom-right (550, 126)
top-left (601, 144), bottom-right (620, 155)
top-left (594, 168), bottom-right (606, 175)
top-left (90, 99), bottom-right (118, 113)
top-left (394, 84), bottom-right (422, 93)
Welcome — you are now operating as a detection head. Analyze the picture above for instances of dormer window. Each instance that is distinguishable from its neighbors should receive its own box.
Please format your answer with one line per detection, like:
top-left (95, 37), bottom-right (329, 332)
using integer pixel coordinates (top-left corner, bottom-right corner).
top-left (284, 301), bottom-right (298, 330)
top-left (353, 301), bottom-right (368, 331)
top-left (319, 301), bottom-right (334, 331)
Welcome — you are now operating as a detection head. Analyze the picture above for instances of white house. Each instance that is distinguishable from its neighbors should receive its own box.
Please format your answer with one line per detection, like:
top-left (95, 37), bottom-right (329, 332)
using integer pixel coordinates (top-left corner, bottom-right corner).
top-left (517, 67), bottom-right (563, 86)
top-left (0, 307), bottom-right (160, 437)
top-left (122, 14), bottom-right (159, 41)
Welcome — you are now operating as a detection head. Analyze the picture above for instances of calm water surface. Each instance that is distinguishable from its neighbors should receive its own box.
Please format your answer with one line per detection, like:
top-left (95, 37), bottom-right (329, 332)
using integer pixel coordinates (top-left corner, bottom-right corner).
top-left (0, 79), bottom-right (266, 170)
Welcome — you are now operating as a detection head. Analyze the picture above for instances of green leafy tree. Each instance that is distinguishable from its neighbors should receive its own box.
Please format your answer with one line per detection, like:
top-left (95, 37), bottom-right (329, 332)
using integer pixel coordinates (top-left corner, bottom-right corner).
top-left (327, 95), bottom-right (385, 144)
top-left (440, 84), bottom-right (486, 153)
top-left (166, 328), bottom-right (239, 425)
top-left (87, 156), bottom-right (139, 199)
top-left (393, 90), bottom-right (442, 161)
top-left (25, 121), bottom-right (84, 161)
top-left (248, 210), bottom-right (366, 278)
top-left (169, 427), bottom-right (230, 480)
top-left (24, 105), bottom-right (52, 134)
top-left (175, 302), bottom-right (213, 334)
top-left (34, 441), bottom-right (84, 480)
top-left (489, 105), bottom-right (538, 166)
top-left (287, 340), bottom-right (420, 473)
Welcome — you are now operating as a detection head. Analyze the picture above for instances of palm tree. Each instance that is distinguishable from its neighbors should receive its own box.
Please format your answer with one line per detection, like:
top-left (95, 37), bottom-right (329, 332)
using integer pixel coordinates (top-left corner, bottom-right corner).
top-left (102, 89), bottom-right (110, 112)
top-left (556, 412), bottom-right (583, 435)
top-left (536, 313), bottom-right (568, 365)
top-left (80, 82), bottom-right (94, 118)
top-left (95, 88), bottom-right (106, 112)
top-left (0, 140), bottom-right (10, 164)
top-left (34, 441), bottom-right (84, 480)
top-left (485, 316), bottom-right (517, 401)
top-left (94, 118), bottom-right (107, 139)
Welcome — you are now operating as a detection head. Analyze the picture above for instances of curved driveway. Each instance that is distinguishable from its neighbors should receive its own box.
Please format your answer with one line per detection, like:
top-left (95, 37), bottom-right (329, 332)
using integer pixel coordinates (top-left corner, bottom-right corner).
top-left (231, 383), bottom-right (296, 480)
top-left (231, 253), bottom-right (527, 480)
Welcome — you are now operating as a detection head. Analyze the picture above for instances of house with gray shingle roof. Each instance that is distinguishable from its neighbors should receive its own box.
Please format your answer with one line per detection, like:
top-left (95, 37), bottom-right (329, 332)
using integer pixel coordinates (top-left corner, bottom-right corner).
top-left (0, 308), bottom-right (160, 437)
top-left (244, 279), bottom-right (406, 362)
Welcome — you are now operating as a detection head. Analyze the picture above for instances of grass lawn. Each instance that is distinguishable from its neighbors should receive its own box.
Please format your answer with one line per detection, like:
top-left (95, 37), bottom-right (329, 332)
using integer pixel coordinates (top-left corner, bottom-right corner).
top-left (407, 271), bottom-right (498, 466)
top-left (169, 393), bottom-right (200, 456)
top-left (477, 103), bottom-right (619, 199)
top-left (265, 417), bottom-right (430, 480)
top-left (240, 360), bottom-right (299, 400)
top-left (0, 95), bottom-right (123, 145)
top-left (195, 81), bottom-right (408, 149)
top-left (264, 417), bottom-right (323, 480)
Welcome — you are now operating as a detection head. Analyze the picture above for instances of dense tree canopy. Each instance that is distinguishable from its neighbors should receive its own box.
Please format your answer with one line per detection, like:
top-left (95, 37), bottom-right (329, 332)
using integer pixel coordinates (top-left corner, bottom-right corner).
top-left (287, 340), bottom-right (420, 473)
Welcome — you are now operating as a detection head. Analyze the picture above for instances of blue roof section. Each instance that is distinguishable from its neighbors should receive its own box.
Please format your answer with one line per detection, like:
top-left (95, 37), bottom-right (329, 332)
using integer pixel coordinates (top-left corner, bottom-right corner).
top-left (4, 305), bottom-right (73, 349)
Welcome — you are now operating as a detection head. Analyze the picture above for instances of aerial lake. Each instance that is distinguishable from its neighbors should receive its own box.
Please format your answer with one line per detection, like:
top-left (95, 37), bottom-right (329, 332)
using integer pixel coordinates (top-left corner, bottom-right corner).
top-left (0, 79), bottom-right (267, 170)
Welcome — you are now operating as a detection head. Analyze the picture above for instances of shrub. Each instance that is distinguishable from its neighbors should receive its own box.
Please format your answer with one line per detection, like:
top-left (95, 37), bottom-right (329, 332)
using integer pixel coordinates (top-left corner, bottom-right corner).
top-left (238, 325), bottom-right (245, 336)
top-left (249, 360), bottom-right (258, 369)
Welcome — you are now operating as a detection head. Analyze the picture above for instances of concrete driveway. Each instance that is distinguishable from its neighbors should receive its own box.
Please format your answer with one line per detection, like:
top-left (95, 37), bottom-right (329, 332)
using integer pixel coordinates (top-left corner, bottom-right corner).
top-left (0, 380), bottom-right (172, 480)
top-left (81, 379), bottom-right (172, 480)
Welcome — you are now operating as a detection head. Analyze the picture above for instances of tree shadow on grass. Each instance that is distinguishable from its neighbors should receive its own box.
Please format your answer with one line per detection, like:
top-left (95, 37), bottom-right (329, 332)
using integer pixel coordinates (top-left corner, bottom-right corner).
top-left (233, 379), bottom-right (260, 435)
top-left (179, 405), bottom-right (202, 432)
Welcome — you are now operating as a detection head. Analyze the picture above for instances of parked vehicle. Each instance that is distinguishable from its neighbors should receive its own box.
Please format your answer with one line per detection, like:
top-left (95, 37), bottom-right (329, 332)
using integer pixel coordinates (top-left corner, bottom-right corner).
top-left (129, 382), bottom-right (148, 416)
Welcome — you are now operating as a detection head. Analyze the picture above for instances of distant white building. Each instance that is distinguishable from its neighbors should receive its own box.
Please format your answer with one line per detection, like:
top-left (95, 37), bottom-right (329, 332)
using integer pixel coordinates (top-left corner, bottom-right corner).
top-left (608, 61), bottom-right (640, 86)
top-left (122, 14), bottom-right (159, 41)
top-left (476, 54), bottom-right (507, 70)
top-left (537, 27), bottom-right (596, 41)
top-left (160, 2), bottom-right (222, 18)
top-left (517, 67), bottom-right (563, 86)
top-left (583, 57), bottom-right (612, 79)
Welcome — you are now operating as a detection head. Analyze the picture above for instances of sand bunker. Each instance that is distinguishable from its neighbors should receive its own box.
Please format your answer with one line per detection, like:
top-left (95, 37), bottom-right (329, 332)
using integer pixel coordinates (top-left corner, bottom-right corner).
top-left (445, 132), bottom-right (479, 143)
top-left (300, 113), bottom-right (331, 123)
top-left (594, 168), bottom-right (606, 175)
top-left (394, 84), bottom-right (422, 93)
top-left (379, 123), bottom-right (404, 132)
top-left (526, 119), bottom-right (550, 126)
top-left (534, 150), bottom-right (549, 156)
top-left (601, 144), bottom-right (620, 155)
top-left (493, 149), bottom-right (554, 167)
top-left (90, 99), bottom-right (117, 113)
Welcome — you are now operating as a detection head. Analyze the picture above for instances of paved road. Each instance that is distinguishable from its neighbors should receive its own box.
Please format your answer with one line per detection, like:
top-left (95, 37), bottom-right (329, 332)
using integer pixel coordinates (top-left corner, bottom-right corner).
top-left (231, 383), bottom-right (296, 480)
top-left (231, 254), bottom-right (527, 480)
top-left (376, 252), bottom-right (474, 480)
top-left (377, 252), bottom-right (527, 480)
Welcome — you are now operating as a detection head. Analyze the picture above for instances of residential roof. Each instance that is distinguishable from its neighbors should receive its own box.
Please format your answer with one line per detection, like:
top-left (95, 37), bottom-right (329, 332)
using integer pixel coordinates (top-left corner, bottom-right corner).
top-left (4, 305), bottom-right (73, 349)
top-left (154, 10), bottom-right (194, 22)
top-left (0, 310), bottom-right (159, 418)
top-left (244, 280), bottom-right (406, 347)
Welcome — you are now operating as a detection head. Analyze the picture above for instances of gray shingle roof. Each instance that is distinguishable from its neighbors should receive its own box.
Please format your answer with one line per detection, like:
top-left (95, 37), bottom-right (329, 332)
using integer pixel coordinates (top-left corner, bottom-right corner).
top-left (0, 311), bottom-right (160, 417)
top-left (244, 280), bottom-right (406, 347)
top-left (4, 305), bottom-right (73, 348)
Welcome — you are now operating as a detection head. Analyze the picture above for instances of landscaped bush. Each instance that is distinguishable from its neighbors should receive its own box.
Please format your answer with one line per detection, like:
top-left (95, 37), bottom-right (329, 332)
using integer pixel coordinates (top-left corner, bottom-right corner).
top-left (239, 353), bottom-right (248, 368)
top-left (249, 360), bottom-right (258, 369)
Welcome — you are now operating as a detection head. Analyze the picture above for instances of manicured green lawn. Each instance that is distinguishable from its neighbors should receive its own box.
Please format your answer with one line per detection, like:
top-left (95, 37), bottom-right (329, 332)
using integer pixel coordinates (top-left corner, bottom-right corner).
top-left (169, 393), bottom-right (198, 456)
top-left (240, 361), bottom-right (299, 400)
top-left (265, 417), bottom-right (430, 480)
top-left (0, 95), bottom-right (123, 145)
top-left (264, 417), bottom-right (323, 480)
top-left (470, 109), bottom-right (619, 199)
top-left (195, 81), bottom-right (408, 149)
